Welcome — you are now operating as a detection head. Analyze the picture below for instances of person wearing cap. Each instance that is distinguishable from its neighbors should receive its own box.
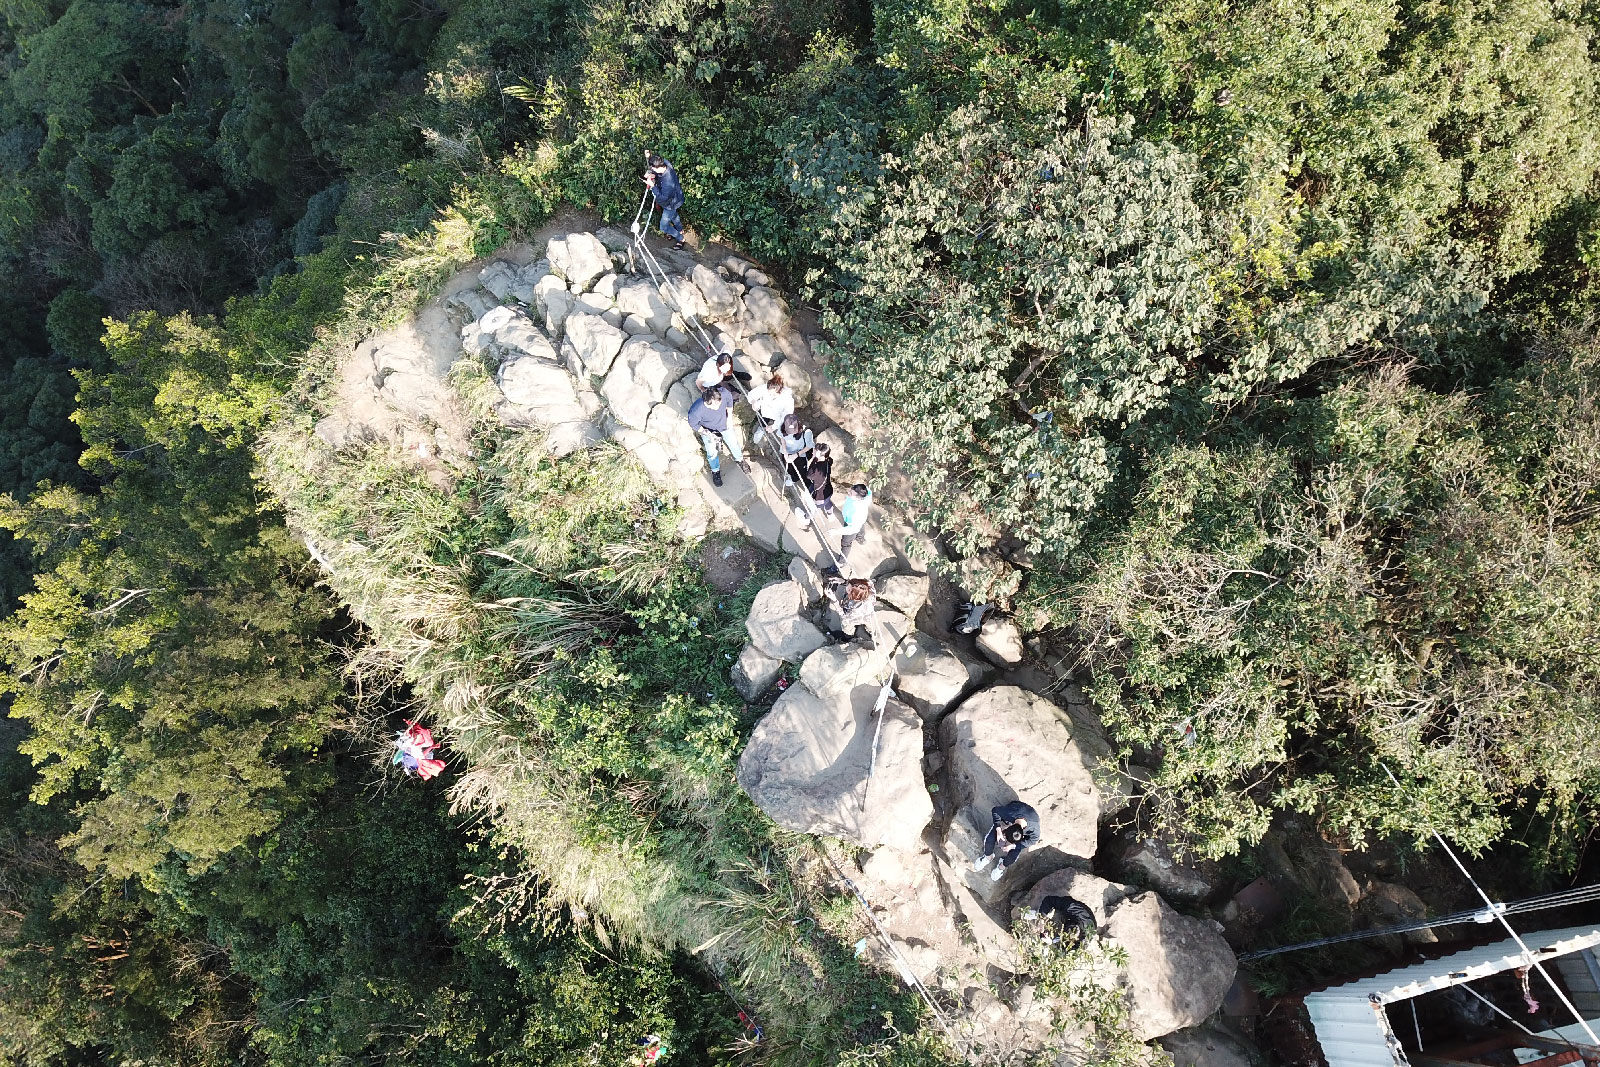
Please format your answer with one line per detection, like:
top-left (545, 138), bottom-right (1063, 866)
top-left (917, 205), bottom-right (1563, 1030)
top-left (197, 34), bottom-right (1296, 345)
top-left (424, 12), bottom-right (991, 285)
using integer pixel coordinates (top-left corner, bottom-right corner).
top-left (643, 152), bottom-right (686, 249)
top-left (836, 483), bottom-right (872, 558)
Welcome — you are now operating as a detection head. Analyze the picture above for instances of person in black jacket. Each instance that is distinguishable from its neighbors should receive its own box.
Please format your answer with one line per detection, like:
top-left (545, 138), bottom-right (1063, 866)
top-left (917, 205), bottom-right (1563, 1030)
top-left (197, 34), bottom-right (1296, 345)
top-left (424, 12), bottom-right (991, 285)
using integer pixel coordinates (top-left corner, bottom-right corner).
top-left (972, 799), bottom-right (1039, 881)
top-left (643, 152), bottom-right (686, 250)
top-left (1034, 895), bottom-right (1098, 947)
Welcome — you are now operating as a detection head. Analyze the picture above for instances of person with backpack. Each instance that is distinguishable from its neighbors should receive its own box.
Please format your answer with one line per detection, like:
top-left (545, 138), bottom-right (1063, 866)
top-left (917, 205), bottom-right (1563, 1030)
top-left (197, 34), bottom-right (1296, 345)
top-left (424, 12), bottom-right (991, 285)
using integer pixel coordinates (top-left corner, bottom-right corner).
top-left (972, 799), bottom-right (1040, 882)
top-left (643, 152), bottom-right (686, 250)
top-left (746, 372), bottom-right (794, 445)
top-left (686, 385), bottom-right (749, 488)
top-left (836, 483), bottom-right (872, 559)
top-left (777, 414), bottom-right (813, 488)
top-left (823, 576), bottom-right (878, 650)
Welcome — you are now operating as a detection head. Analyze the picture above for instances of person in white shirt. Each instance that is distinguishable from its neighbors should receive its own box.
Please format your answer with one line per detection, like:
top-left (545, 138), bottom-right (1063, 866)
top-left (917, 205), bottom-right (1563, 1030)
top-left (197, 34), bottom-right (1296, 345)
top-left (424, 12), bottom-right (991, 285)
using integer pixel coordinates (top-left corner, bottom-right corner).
top-left (776, 414), bottom-right (813, 488)
top-left (746, 373), bottom-right (794, 445)
top-left (696, 350), bottom-right (753, 392)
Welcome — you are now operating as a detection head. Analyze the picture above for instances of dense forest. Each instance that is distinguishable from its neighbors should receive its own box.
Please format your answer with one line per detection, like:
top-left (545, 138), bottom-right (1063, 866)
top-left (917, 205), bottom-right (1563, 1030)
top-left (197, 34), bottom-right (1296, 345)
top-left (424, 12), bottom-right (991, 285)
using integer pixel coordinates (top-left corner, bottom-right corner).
top-left (1, 0), bottom-right (1599, 1061)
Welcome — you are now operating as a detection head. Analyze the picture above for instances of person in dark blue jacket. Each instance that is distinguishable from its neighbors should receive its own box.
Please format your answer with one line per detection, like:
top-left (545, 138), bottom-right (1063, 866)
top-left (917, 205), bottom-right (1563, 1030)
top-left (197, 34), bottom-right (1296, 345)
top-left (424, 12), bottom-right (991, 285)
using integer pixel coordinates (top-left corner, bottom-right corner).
top-left (972, 799), bottom-right (1040, 882)
top-left (644, 152), bottom-right (686, 250)
top-left (686, 385), bottom-right (749, 488)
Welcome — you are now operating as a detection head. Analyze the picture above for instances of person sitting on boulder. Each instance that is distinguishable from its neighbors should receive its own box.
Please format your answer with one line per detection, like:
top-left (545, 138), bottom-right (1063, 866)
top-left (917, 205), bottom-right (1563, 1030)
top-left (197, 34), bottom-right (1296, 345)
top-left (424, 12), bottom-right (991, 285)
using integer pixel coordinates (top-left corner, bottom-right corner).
top-left (686, 385), bottom-right (750, 488)
top-left (836, 483), bottom-right (872, 559)
top-left (696, 347), bottom-right (754, 391)
top-left (777, 413), bottom-right (814, 489)
top-left (1033, 894), bottom-right (1098, 948)
top-left (643, 152), bottom-right (687, 250)
top-left (972, 799), bottom-right (1040, 881)
top-left (824, 576), bottom-right (877, 650)
top-left (746, 372), bottom-right (794, 445)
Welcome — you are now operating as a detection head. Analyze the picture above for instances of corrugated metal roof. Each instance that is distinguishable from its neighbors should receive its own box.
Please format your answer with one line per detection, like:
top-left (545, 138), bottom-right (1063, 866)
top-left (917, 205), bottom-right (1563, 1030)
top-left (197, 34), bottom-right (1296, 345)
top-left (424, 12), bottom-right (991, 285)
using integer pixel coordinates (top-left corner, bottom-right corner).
top-left (1305, 926), bottom-right (1600, 1067)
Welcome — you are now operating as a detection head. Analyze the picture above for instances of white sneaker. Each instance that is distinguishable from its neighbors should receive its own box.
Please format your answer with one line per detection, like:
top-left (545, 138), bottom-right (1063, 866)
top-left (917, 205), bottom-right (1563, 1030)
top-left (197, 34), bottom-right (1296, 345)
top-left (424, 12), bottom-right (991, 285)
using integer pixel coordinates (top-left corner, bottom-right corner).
top-left (793, 505), bottom-right (809, 523)
top-left (783, 476), bottom-right (793, 487)
top-left (989, 863), bottom-right (1007, 882)
top-left (971, 854), bottom-right (993, 872)
top-left (752, 429), bottom-right (766, 445)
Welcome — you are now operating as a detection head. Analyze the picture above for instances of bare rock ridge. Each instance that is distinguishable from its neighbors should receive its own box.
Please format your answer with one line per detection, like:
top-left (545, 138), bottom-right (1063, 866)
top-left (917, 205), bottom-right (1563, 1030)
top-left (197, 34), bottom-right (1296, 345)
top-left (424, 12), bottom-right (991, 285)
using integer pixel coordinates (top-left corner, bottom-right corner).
top-left (319, 225), bottom-right (1237, 1061)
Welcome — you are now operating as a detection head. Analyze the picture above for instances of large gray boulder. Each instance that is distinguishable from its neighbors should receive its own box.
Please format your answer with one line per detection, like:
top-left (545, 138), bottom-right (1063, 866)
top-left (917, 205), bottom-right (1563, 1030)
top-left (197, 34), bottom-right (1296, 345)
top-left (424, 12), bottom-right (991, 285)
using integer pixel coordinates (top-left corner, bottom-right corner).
top-left (484, 307), bottom-right (559, 362)
top-left (548, 232), bottom-right (612, 292)
top-left (615, 277), bottom-right (674, 335)
top-left (940, 686), bottom-right (1104, 869)
top-left (603, 339), bottom-right (696, 431)
top-left (496, 357), bottom-right (602, 456)
top-left (511, 259), bottom-right (551, 304)
top-left (743, 285), bottom-right (789, 335)
top-left (1017, 869), bottom-right (1237, 1041)
top-left (893, 637), bottom-right (990, 722)
top-left (478, 260), bottom-right (518, 300)
top-left (976, 615), bottom-right (1025, 669)
top-left (1160, 1027), bottom-right (1257, 1067)
top-left (745, 580), bottom-right (828, 662)
top-left (564, 312), bottom-right (626, 377)
top-left (737, 653), bottom-right (931, 851)
top-left (691, 263), bottom-right (740, 320)
top-left (732, 643), bottom-right (783, 701)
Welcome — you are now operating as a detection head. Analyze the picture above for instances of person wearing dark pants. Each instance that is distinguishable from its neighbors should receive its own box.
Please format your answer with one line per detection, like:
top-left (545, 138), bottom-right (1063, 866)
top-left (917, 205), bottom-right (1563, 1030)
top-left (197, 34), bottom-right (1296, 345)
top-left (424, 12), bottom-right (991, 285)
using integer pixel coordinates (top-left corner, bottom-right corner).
top-left (778, 414), bottom-right (814, 489)
top-left (804, 441), bottom-right (835, 519)
top-left (836, 483), bottom-right (872, 558)
top-left (972, 799), bottom-right (1040, 882)
top-left (643, 152), bottom-right (686, 249)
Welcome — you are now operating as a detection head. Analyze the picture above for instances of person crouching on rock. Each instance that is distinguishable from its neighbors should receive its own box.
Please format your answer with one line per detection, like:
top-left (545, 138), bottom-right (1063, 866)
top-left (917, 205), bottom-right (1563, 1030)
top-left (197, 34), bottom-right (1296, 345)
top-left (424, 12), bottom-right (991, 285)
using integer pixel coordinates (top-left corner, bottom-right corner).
top-left (686, 385), bottom-right (750, 488)
top-left (973, 799), bottom-right (1040, 881)
top-left (1031, 894), bottom-right (1098, 948)
top-left (824, 576), bottom-right (878, 650)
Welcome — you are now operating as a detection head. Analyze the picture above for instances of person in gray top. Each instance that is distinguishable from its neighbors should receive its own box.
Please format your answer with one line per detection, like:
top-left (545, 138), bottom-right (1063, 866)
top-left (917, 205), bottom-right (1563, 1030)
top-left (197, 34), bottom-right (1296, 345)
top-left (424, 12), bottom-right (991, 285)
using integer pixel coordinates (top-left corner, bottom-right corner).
top-left (686, 385), bottom-right (750, 488)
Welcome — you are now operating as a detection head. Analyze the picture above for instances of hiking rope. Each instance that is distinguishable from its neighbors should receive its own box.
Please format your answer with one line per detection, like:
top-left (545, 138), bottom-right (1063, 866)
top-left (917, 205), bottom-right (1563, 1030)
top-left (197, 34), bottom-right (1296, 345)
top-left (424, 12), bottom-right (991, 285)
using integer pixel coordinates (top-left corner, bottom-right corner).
top-left (1380, 763), bottom-right (1600, 1046)
top-left (628, 210), bottom-right (851, 578)
top-left (817, 844), bottom-right (961, 1047)
top-left (1237, 883), bottom-right (1600, 961)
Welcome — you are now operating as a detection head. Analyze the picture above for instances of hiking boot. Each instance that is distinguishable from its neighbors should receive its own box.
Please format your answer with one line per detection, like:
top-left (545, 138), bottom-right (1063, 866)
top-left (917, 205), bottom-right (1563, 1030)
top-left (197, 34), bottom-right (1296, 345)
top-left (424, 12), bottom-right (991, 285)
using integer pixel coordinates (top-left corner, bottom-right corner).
top-left (711, 470), bottom-right (723, 488)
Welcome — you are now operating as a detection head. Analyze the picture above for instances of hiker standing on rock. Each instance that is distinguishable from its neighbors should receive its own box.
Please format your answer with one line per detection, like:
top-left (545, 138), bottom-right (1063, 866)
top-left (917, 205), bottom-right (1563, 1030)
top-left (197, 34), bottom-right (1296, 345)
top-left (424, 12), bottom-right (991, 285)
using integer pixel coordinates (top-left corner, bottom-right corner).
top-left (973, 799), bottom-right (1039, 882)
top-left (747, 373), bottom-right (794, 445)
top-left (836, 483), bottom-right (872, 559)
top-left (777, 414), bottom-right (813, 489)
top-left (824, 576), bottom-right (878, 650)
top-left (643, 152), bottom-right (686, 250)
top-left (804, 441), bottom-right (835, 518)
top-left (686, 385), bottom-right (750, 488)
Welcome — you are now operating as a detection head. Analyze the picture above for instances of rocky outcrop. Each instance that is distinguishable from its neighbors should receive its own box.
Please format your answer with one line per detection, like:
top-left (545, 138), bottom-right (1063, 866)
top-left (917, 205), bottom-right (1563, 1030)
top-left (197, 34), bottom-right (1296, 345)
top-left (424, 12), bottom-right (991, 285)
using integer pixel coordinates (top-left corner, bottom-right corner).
top-left (893, 636), bottom-right (990, 722)
top-left (1018, 869), bottom-right (1237, 1041)
top-left (941, 686), bottom-right (1106, 879)
top-left (745, 580), bottom-right (828, 662)
top-left (732, 643), bottom-right (783, 701)
top-left (1117, 837), bottom-right (1217, 903)
top-left (737, 643), bottom-right (932, 851)
top-left (976, 615), bottom-right (1025, 669)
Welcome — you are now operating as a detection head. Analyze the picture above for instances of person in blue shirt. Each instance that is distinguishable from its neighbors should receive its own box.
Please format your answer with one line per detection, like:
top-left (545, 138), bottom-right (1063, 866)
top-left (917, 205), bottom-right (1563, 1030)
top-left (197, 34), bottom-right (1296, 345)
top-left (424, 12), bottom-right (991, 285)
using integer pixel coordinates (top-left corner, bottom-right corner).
top-left (836, 483), bottom-right (872, 559)
top-left (643, 152), bottom-right (686, 250)
top-left (686, 385), bottom-right (749, 488)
